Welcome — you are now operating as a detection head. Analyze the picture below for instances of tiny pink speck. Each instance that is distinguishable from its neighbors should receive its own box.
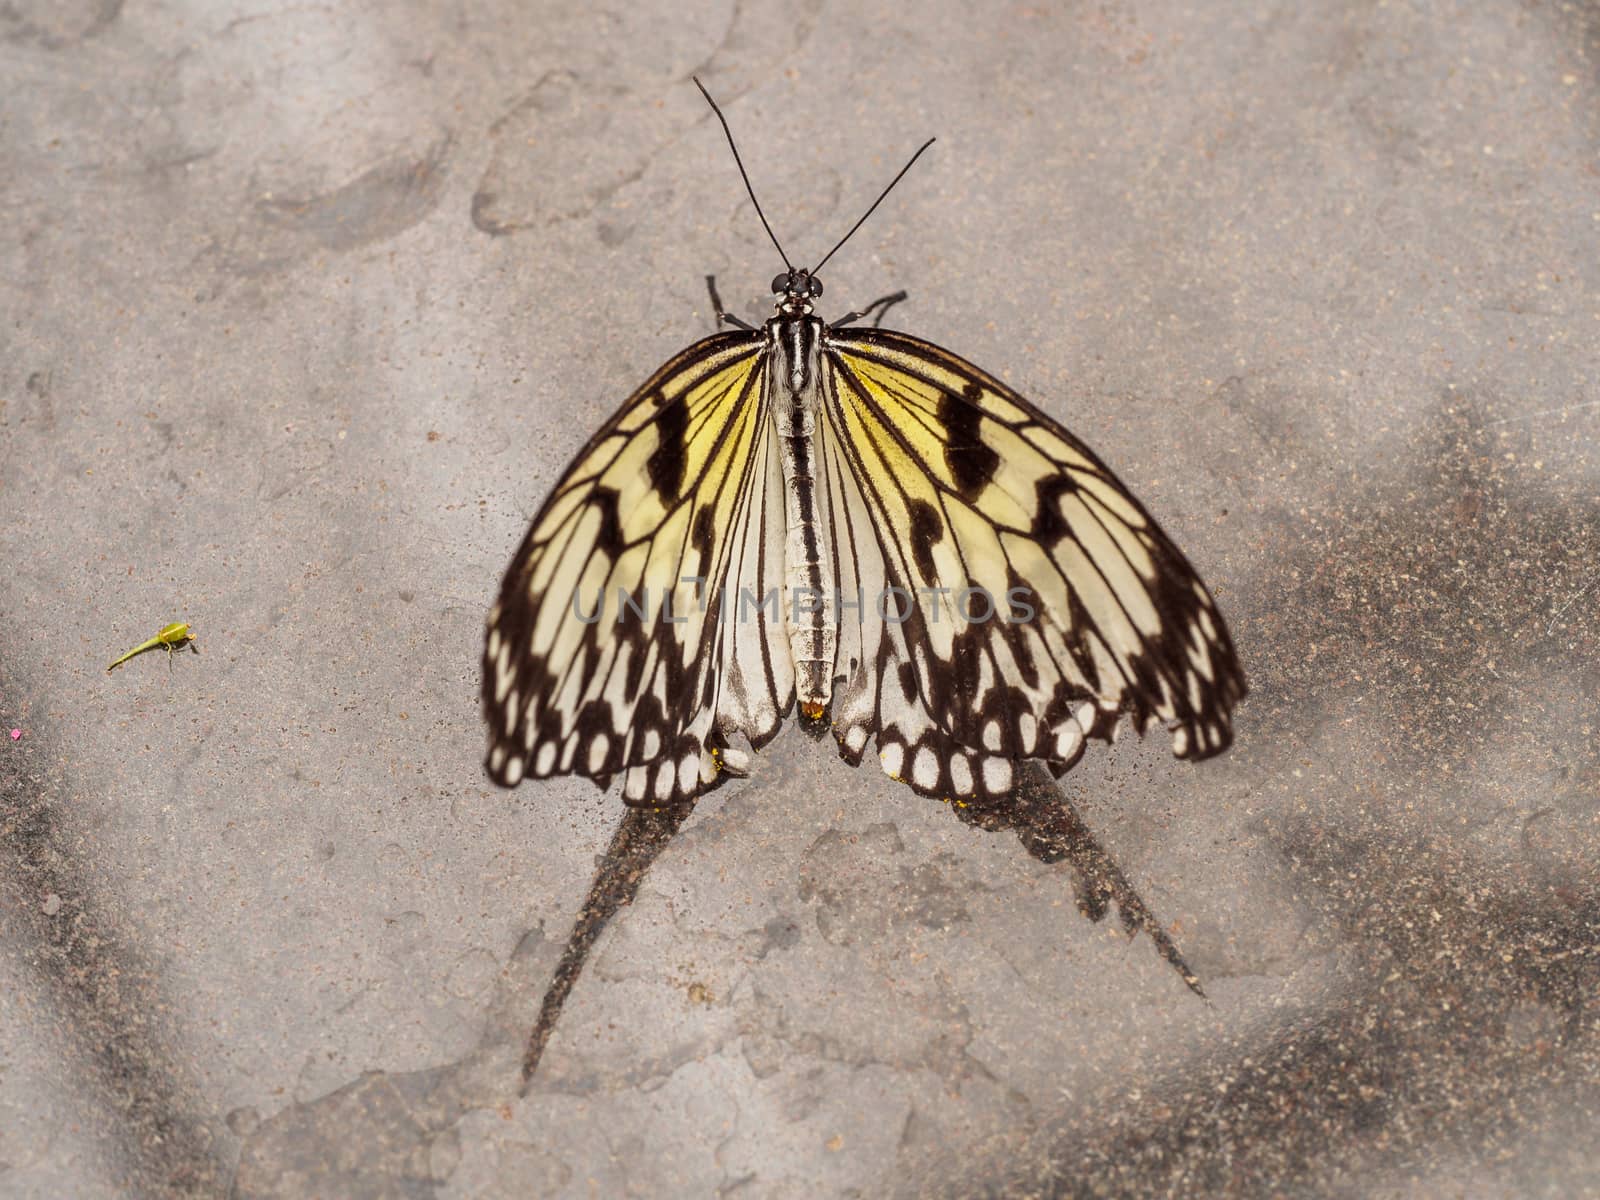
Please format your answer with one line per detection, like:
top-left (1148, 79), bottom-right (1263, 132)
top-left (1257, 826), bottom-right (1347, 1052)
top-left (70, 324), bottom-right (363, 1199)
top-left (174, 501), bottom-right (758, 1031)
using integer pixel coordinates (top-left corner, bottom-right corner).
top-left (9, 730), bottom-right (19, 741)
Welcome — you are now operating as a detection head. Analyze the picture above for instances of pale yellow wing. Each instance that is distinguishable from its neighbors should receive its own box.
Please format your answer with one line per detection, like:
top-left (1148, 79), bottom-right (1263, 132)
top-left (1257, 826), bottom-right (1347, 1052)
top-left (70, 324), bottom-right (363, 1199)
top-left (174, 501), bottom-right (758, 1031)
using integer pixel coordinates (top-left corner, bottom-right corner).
top-left (483, 331), bottom-right (794, 804)
top-left (819, 326), bottom-right (1245, 800)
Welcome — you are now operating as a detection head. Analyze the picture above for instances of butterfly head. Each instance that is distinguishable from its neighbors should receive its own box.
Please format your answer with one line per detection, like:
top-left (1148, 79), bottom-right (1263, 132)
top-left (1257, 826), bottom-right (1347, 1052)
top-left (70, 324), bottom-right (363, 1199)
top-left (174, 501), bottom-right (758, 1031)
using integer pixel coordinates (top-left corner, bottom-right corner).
top-left (772, 268), bottom-right (823, 314)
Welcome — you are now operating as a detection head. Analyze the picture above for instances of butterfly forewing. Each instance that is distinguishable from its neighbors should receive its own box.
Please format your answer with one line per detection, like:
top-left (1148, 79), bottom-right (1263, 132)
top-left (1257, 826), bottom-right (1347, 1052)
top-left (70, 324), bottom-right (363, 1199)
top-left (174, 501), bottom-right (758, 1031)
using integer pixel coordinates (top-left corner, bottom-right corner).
top-left (816, 351), bottom-right (1033, 799)
top-left (817, 326), bottom-right (1245, 797)
top-left (483, 331), bottom-right (792, 803)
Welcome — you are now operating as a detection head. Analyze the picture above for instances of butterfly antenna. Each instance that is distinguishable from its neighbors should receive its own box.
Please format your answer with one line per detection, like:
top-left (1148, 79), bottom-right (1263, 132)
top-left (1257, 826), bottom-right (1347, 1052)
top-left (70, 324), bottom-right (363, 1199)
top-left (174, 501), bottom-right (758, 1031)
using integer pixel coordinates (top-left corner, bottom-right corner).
top-left (812, 136), bottom-right (936, 275)
top-left (694, 77), bottom-right (793, 273)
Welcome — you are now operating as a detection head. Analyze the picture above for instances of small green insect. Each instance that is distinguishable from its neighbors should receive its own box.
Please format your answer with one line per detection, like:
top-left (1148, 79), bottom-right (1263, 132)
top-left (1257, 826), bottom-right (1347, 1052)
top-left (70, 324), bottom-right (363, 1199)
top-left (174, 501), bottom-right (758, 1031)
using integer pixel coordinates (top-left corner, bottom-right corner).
top-left (106, 623), bottom-right (198, 672)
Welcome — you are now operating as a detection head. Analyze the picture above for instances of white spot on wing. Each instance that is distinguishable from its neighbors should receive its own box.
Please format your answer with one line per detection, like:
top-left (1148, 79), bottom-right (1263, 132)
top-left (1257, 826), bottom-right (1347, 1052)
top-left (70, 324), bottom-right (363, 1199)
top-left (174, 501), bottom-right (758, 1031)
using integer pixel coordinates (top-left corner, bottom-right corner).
top-left (624, 766), bottom-right (647, 801)
top-left (1075, 703), bottom-right (1097, 736)
top-left (494, 648), bottom-right (515, 703)
top-left (1018, 712), bottom-right (1036, 752)
top-left (981, 756), bottom-right (1011, 793)
top-left (880, 741), bottom-right (905, 779)
top-left (949, 754), bottom-right (973, 795)
top-left (1054, 721), bottom-right (1084, 761)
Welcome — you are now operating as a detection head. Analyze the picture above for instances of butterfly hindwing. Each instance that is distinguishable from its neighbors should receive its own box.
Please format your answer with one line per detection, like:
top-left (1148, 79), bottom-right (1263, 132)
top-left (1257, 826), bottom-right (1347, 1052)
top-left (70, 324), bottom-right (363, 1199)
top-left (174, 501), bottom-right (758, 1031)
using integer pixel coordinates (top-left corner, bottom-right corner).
top-left (819, 326), bottom-right (1245, 797)
top-left (816, 366), bottom-right (1026, 801)
top-left (483, 331), bottom-right (790, 804)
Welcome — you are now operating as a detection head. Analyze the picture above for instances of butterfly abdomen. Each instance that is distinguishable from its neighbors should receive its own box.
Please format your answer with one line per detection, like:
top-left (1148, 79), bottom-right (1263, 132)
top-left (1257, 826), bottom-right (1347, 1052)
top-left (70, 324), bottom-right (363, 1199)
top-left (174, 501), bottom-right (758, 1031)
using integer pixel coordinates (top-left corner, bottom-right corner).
top-left (771, 315), bottom-right (836, 715)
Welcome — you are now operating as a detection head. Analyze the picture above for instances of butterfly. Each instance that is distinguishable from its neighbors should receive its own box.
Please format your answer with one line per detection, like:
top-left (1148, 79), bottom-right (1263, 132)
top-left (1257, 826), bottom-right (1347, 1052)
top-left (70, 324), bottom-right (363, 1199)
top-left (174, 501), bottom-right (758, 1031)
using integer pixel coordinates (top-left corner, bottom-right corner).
top-left (482, 81), bottom-right (1245, 808)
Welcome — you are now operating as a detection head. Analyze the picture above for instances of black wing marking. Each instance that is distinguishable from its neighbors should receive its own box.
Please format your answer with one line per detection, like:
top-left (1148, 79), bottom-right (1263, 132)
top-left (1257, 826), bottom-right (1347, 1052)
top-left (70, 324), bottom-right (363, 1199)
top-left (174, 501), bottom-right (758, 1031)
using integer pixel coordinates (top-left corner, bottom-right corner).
top-left (818, 326), bottom-right (1245, 797)
top-left (483, 332), bottom-right (792, 804)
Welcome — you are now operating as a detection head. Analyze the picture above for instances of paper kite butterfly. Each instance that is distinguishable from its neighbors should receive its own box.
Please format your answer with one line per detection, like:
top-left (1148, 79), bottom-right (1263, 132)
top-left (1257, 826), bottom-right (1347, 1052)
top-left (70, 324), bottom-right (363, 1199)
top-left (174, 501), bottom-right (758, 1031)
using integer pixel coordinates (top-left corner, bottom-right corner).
top-left (482, 81), bottom-right (1245, 806)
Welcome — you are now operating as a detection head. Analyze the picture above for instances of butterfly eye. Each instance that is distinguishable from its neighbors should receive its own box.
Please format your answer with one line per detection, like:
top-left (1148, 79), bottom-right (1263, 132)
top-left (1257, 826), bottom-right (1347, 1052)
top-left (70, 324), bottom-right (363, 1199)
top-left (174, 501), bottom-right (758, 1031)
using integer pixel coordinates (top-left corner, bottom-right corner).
top-left (771, 272), bottom-right (791, 295)
top-left (807, 276), bottom-right (823, 297)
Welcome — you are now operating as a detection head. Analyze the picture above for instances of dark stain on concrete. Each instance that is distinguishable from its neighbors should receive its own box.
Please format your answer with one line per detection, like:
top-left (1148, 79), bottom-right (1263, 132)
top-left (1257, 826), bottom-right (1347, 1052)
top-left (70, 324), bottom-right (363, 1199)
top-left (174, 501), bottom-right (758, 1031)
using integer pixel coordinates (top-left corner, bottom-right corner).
top-left (1242, 395), bottom-right (1599, 766)
top-left (0, 701), bottom-right (230, 1196)
top-left (955, 763), bottom-right (1207, 993)
top-left (919, 397), bottom-right (1600, 1196)
top-left (926, 830), bottom-right (1599, 1198)
top-left (517, 802), bottom-right (692, 1086)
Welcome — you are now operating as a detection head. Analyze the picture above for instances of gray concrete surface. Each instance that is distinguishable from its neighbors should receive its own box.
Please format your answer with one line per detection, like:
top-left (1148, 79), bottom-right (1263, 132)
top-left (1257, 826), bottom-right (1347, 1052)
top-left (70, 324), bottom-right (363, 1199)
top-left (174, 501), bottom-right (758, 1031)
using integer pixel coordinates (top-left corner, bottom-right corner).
top-left (2, 0), bottom-right (1598, 1196)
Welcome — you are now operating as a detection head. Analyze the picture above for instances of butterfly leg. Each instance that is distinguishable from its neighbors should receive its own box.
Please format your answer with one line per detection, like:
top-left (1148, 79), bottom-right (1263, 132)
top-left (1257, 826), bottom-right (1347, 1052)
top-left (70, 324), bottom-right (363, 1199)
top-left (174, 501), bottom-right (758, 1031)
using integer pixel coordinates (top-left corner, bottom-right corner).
top-left (830, 290), bottom-right (908, 330)
top-left (705, 275), bottom-right (756, 332)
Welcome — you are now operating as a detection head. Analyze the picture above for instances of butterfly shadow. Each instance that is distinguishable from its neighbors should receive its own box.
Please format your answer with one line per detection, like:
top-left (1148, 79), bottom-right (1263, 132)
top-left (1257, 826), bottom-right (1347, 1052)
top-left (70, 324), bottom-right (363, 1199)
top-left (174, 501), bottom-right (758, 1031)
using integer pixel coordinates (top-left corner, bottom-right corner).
top-left (518, 760), bottom-right (1203, 1092)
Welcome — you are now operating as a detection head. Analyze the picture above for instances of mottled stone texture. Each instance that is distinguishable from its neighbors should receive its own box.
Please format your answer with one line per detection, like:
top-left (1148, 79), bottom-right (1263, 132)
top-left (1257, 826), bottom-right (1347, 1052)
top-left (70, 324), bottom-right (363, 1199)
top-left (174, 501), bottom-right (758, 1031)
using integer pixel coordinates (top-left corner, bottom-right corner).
top-left (2, 0), bottom-right (1596, 1196)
